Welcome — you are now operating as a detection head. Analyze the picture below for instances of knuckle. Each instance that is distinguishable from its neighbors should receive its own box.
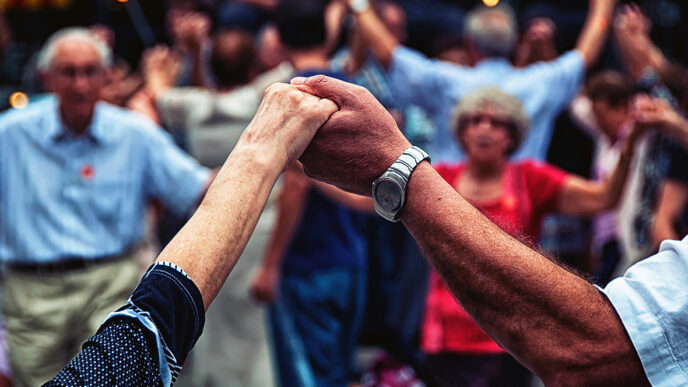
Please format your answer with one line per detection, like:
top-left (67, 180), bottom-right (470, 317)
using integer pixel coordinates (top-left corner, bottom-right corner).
top-left (263, 83), bottom-right (279, 97)
top-left (310, 74), bottom-right (327, 86)
top-left (286, 90), bottom-right (301, 104)
top-left (264, 83), bottom-right (288, 98)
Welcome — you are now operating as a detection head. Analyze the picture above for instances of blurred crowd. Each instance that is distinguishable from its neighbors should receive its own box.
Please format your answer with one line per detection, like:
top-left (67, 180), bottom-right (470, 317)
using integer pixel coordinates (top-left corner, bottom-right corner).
top-left (1, 0), bottom-right (688, 386)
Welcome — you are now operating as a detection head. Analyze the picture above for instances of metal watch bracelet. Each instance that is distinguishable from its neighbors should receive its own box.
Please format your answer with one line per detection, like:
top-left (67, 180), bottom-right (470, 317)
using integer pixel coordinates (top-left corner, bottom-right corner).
top-left (372, 146), bottom-right (431, 222)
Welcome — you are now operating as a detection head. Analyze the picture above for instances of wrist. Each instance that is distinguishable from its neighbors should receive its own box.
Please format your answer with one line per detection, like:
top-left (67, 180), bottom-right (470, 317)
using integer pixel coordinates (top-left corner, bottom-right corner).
top-left (398, 160), bottom-right (437, 222)
top-left (146, 78), bottom-right (171, 98)
top-left (372, 146), bottom-right (430, 222)
top-left (227, 141), bottom-right (284, 182)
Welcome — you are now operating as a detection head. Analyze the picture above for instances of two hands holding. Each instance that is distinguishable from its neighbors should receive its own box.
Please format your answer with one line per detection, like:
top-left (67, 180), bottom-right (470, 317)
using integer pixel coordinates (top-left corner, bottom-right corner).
top-left (248, 75), bottom-right (410, 304)
top-left (246, 75), bottom-right (688, 304)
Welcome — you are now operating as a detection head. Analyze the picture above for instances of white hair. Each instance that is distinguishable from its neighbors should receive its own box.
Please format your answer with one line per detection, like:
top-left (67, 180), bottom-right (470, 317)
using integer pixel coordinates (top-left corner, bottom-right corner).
top-left (464, 5), bottom-right (518, 58)
top-left (36, 27), bottom-right (112, 72)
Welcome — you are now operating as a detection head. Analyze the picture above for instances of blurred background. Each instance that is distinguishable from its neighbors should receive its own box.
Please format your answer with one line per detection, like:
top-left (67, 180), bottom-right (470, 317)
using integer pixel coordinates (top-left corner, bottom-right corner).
top-left (1, 0), bottom-right (688, 386)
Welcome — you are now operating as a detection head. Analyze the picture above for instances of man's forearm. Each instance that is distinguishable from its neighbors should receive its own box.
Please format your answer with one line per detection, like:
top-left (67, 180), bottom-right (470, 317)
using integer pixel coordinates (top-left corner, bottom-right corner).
top-left (399, 162), bottom-right (647, 385)
top-left (576, 0), bottom-right (617, 68)
top-left (156, 144), bottom-right (282, 310)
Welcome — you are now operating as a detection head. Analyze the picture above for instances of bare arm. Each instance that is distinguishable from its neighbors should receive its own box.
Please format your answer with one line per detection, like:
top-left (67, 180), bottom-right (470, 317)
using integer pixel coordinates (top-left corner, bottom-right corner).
top-left (653, 180), bottom-right (688, 247)
top-left (575, 0), bottom-right (618, 68)
top-left (613, 5), bottom-right (670, 80)
top-left (294, 75), bottom-right (648, 385)
top-left (632, 95), bottom-right (688, 149)
top-left (349, 1), bottom-right (398, 68)
top-left (557, 124), bottom-right (642, 216)
top-left (250, 165), bottom-right (310, 304)
top-left (155, 83), bottom-right (338, 310)
top-left (400, 163), bottom-right (648, 385)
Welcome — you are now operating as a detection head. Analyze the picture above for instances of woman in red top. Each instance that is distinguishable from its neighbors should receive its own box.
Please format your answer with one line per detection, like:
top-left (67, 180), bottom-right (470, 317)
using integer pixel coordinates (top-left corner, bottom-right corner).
top-left (422, 87), bottom-right (645, 387)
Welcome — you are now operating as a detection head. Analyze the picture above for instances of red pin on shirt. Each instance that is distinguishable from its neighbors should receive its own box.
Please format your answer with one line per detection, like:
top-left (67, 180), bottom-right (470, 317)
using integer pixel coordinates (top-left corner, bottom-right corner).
top-left (80, 165), bottom-right (95, 180)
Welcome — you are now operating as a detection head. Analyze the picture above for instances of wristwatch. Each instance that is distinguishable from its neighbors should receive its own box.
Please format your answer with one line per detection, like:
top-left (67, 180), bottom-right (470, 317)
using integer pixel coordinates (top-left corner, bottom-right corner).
top-left (372, 146), bottom-right (431, 222)
top-left (349, 0), bottom-right (370, 14)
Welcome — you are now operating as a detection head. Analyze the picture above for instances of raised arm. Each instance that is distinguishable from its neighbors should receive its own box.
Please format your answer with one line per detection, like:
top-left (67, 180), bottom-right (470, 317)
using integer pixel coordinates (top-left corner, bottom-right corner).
top-left (156, 83), bottom-right (337, 310)
top-left (557, 123), bottom-right (643, 216)
top-left (613, 4), bottom-right (670, 80)
top-left (347, 0), bottom-right (398, 68)
top-left (575, 0), bottom-right (618, 68)
top-left (294, 75), bottom-right (648, 385)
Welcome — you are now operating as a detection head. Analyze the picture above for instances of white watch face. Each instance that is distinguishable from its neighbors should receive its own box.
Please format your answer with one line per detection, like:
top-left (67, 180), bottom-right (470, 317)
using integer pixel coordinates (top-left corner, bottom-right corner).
top-left (374, 179), bottom-right (403, 211)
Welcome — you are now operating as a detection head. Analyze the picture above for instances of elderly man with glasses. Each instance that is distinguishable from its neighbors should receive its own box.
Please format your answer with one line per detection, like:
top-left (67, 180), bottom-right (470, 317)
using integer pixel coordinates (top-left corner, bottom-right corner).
top-left (0, 28), bottom-right (212, 386)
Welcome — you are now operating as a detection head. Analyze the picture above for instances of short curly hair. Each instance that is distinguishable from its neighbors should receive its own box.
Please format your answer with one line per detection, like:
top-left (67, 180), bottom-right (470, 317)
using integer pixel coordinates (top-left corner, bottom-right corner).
top-left (451, 87), bottom-right (530, 156)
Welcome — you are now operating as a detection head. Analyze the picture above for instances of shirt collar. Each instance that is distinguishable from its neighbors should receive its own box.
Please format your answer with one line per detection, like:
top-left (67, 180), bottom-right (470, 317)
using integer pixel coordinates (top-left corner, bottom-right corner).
top-left (47, 99), bottom-right (108, 145)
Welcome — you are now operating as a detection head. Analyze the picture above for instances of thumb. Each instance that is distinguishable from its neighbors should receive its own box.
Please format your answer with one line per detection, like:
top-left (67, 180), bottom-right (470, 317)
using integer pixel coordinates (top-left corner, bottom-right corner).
top-left (291, 75), bottom-right (359, 108)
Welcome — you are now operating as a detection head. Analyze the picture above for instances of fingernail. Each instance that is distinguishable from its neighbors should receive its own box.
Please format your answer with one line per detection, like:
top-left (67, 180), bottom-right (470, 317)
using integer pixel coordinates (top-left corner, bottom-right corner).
top-left (290, 77), bottom-right (306, 85)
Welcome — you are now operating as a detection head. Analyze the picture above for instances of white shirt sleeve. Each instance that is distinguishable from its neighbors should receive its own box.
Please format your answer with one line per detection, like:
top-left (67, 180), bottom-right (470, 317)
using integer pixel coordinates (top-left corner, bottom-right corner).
top-left (600, 235), bottom-right (688, 386)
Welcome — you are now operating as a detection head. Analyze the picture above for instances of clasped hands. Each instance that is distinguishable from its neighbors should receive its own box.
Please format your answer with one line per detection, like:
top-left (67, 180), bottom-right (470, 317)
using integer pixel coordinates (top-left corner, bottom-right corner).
top-left (240, 75), bottom-right (411, 196)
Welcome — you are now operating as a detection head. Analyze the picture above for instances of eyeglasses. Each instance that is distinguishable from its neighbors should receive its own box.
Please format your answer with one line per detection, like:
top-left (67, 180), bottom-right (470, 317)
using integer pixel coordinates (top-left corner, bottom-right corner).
top-left (53, 64), bottom-right (104, 81)
top-left (461, 114), bottom-right (512, 129)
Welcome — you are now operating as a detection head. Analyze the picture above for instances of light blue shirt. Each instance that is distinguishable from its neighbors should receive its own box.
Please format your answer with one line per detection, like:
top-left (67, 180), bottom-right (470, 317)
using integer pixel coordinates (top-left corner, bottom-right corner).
top-left (389, 46), bottom-right (585, 163)
top-left (601, 235), bottom-right (688, 386)
top-left (0, 96), bottom-right (211, 263)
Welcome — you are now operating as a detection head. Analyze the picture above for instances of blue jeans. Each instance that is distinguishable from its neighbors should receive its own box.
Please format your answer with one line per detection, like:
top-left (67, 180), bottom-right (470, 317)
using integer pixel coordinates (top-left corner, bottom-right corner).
top-left (269, 267), bottom-right (366, 387)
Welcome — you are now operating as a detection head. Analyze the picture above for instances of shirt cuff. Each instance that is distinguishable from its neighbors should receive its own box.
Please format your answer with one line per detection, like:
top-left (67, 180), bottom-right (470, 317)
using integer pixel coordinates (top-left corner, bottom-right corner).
top-left (599, 279), bottom-right (687, 386)
top-left (103, 261), bottom-right (205, 386)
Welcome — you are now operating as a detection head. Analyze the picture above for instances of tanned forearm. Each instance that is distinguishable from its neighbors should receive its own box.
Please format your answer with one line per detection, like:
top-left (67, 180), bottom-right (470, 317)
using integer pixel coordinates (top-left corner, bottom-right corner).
top-left (399, 162), bottom-right (648, 385)
top-left (559, 125), bottom-right (640, 216)
top-left (575, 0), bottom-right (617, 68)
top-left (351, 7), bottom-right (399, 68)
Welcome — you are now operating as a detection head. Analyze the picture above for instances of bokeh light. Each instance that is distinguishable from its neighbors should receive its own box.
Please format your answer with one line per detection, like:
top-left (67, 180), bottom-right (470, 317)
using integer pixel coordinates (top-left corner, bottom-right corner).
top-left (9, 92), bottom-right (28, 109)
top-left (482, 0), bottom-right (500, 7)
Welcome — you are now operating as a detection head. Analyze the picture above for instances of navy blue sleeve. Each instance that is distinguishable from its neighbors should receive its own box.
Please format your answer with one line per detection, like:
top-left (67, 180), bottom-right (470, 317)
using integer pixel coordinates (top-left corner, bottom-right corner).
top-left (43, 262), bottom-right (206, 386)
top-left (129, 262), bottom-right (205, 366)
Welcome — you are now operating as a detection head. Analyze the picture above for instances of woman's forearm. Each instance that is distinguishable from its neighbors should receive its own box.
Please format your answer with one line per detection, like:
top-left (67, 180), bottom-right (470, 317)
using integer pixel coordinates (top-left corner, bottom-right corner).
top-left (156, 145), bottom-right (282, 310)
